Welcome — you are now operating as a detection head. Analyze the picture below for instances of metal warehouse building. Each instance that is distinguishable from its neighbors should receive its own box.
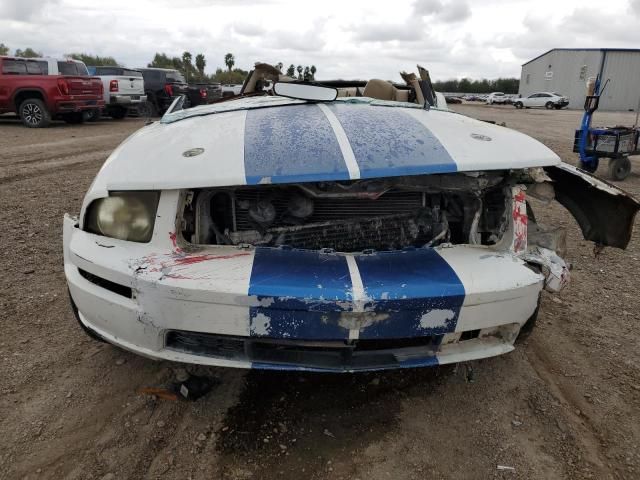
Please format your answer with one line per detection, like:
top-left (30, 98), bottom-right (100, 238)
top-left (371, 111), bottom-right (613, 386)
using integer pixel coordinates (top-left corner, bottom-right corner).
top-left (519, 48), bottom-right (640, 111)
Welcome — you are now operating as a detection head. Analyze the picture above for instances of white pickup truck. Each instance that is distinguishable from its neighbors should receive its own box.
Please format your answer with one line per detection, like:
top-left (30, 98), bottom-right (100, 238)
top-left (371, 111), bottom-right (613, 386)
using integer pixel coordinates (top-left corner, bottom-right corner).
top-left (221, 83), bottom-right (243, 97)
top-left (87, 66), bottom-right (146, 119)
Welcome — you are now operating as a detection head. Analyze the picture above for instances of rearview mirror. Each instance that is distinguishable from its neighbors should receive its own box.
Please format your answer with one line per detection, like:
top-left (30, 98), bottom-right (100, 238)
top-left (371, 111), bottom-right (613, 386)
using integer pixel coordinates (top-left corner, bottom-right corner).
top-left (273, 82), bottom-right (337, 102)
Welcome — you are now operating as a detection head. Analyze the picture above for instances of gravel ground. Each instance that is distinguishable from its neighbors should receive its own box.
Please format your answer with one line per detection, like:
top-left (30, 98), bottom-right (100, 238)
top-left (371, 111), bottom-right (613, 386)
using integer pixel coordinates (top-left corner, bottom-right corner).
top-left (1, 104), bottom-right (639, 480)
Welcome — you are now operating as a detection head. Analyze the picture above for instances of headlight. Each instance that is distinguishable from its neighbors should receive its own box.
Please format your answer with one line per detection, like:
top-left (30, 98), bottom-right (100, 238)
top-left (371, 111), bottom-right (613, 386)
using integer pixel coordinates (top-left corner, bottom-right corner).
top-left (84, 191), bottom-right (159, 242)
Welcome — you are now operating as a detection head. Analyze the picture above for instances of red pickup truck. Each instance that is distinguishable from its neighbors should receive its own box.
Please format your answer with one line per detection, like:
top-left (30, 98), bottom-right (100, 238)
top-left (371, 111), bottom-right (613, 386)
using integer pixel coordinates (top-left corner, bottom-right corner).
top-left (0, 56), bottom-right (105, 127)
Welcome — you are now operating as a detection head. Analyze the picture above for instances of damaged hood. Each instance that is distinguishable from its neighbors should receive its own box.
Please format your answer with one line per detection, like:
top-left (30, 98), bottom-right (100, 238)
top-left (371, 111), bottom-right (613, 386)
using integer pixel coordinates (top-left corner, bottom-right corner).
top-left (91, 97), bottom-right (561, 192)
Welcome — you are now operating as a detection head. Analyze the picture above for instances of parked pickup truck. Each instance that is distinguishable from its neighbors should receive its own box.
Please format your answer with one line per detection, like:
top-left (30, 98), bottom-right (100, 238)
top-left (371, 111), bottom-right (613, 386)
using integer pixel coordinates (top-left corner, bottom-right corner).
top-left (221, 83), bottom-right (243, 97)
top-left (138, 68), bottom-right (190, 116)
top-left (0, 56), bottom-right (104, 127)
top-left (87, 66), bottom-right (146, 119)
top-left (187, 82), bottom-right (222, 107)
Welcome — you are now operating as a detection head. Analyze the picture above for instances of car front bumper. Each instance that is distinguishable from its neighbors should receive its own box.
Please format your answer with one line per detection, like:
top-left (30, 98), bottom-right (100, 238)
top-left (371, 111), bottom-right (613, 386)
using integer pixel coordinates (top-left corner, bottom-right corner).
top-left (63, 213), bottom-right (544, 372)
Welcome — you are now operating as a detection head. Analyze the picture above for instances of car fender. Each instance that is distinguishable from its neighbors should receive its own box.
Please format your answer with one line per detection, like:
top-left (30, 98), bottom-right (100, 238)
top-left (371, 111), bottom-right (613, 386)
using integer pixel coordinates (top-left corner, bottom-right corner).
top-left (545, 163), bottom-right (640, 248)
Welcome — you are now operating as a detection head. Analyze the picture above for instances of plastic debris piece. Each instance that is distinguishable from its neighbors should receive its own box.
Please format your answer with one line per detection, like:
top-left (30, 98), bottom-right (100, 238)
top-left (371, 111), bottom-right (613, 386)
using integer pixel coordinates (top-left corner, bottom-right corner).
top-left (497, 465), bottom-right (515, 472)
top-left (138, 387), bottom-right (178, 401)
top-left (174, 374), bottom-right (219, 401)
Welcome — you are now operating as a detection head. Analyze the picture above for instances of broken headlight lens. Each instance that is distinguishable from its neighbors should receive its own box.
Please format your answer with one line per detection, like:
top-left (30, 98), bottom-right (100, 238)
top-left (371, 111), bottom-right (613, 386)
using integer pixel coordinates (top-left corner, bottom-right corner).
top-left (84, 191), bottom-right (159, 242)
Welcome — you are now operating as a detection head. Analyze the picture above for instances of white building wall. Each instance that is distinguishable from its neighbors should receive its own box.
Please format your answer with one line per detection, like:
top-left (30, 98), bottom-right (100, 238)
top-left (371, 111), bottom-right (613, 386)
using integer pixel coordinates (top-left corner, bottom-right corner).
top-left (519, 49), bottom-right (640, 111)
top-left (600, 51), bottom-right (640, 111)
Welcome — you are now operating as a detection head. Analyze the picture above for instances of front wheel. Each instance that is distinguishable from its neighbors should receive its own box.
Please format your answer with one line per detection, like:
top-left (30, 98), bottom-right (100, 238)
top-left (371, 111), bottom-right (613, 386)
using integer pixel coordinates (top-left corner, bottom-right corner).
top-left (19, 98), bottom-right (51, 128)
top-left (608, 157), bottom-right (631, 181)
top-left (85, 109), bottom-right (101, 122)
top-left (545, 101), bottom-right (554, 110)
top-left (514, 102), bottom-right (523, 109)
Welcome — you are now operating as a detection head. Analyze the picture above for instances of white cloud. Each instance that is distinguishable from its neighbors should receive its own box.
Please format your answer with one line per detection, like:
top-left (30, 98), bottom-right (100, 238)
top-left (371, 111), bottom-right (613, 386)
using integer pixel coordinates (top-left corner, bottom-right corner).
top-left (0, 0), bottom-right (61, 21)
top-left (0, 0), bottom-right (638, 82)
top-left (437, 1), bottom-right (471, 23)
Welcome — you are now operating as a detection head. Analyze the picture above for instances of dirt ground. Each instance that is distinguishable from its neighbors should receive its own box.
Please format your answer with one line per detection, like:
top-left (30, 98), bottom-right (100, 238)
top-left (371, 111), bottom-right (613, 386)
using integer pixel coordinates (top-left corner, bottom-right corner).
top-left (1, 104), bottom-right (639, 480)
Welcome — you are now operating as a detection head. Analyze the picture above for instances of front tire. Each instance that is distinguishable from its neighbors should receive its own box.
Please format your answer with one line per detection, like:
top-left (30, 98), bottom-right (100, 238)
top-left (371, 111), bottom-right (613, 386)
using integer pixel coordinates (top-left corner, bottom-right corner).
top-left (514, 102), bottom-right (523, 109)
top-left (19, 98), bottom-right (51, 128)
top-left (608, 157), bottom-right (631, 181)
top-left (545, 101), bottom-right (554, 110)
top-left (85, 109), bottom-right (101, 122)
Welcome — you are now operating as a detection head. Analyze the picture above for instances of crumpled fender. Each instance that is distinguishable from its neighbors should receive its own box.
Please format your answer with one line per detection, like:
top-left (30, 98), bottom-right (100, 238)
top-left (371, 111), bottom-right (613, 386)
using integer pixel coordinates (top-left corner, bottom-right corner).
top-left (545, 163), bottom-right (640, 249)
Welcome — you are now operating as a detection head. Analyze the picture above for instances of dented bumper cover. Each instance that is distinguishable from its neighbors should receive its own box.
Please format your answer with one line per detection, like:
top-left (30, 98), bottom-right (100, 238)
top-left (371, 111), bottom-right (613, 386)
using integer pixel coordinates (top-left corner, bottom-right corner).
top-left (64, 210), bottom-right (544, 372)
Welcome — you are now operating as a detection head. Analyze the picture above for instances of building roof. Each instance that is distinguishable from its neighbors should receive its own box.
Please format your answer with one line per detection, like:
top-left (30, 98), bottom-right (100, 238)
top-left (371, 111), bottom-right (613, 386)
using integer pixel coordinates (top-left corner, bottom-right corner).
top-left (522, 48), bottom-right (640, 66)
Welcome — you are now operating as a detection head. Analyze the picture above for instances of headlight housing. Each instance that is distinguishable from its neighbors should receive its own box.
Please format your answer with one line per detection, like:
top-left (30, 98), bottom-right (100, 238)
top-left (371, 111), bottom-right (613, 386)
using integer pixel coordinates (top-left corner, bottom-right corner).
top-left (84, 191), bottom-right (159, 242)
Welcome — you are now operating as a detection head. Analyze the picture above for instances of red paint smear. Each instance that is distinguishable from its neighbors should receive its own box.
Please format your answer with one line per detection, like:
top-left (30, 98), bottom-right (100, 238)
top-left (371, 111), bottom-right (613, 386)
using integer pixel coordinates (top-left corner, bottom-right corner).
top-left (169, 232), bottom-right (183, 253)
top-left (170, 252), bottom-right (251, 266)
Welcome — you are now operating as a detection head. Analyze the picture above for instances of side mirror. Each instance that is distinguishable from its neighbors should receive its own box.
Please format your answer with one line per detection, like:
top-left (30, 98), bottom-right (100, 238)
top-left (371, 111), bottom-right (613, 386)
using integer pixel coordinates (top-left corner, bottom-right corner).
top-left (273, 82), bottom-right (337, 102)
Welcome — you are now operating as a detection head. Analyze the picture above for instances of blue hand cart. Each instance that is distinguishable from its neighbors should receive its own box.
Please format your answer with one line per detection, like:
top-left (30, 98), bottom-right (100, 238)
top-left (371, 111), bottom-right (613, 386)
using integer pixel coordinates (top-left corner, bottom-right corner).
top-left (573, 76), bottom-right (640, 180)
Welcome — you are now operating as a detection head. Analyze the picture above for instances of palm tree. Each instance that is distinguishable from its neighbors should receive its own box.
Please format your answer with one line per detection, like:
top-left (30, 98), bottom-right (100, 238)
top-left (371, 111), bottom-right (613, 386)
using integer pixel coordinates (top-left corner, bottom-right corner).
top-left (296, 65), bottom-right (303, 80)
top-left (286, 64), bottom-right (295, 77)
top-left (182, 51), bottom-right (193, 81)
top-left (276, 62), bottom-right (283, 72)
top-left (195, 54), bottom-right (206, 81)
top-left (224, 53), bottom-right (235, 72)
top-left (310, 65), bottom-right (316, 80)
top-left (303, 66), bottom-right (310, 81)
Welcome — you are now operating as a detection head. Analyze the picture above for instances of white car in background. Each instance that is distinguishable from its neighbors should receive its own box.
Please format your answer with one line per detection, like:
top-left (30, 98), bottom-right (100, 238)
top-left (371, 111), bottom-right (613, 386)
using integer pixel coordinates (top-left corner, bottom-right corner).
top-left (514, 92), bottom-right (569, 110)
top-left (486, 92), bottom-right (508, 105)
top-left (87, 66), bottom-right (147, 119)
top-left (221, 83), bottom-right (243, 97)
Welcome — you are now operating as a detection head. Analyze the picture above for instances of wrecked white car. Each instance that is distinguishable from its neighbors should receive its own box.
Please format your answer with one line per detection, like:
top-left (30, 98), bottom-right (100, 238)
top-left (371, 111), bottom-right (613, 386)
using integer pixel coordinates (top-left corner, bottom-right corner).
top-left (63, 65), bottom-right (639, 372)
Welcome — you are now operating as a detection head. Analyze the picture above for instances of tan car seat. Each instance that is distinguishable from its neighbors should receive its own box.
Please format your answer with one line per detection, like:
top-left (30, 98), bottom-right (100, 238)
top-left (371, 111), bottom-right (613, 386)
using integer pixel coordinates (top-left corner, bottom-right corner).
top-left (362, 79), bottom-right (397, 101)
top-left (363, 79), bottom-right (411, 102)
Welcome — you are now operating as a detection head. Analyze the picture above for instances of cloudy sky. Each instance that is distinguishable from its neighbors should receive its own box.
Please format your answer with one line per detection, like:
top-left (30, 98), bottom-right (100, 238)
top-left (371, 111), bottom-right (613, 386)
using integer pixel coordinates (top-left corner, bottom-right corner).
top-left (2, 0), bottom-right (640, 81)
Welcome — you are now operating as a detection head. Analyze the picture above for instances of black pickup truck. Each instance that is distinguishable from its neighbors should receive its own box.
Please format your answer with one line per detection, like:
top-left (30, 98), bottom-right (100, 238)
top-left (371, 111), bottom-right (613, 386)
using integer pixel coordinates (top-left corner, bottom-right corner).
top-left (138, 67), bottom-right (190, 116)
top-left (138, 68), bottom-right (223, 115)
top-left (188, 82), bottom-right (222, 106)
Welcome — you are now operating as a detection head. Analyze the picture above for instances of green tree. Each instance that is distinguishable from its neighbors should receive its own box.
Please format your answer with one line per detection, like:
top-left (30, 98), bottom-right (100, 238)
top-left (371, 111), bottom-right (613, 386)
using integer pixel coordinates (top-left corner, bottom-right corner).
top-left (310, 65), bottom-right (316, 80)
top-left (432, 77), bottom-right (519, 94)
top-left (182, 51), bottom-right (193, 81)
top-left (224, 53), bottom-right (235, 71)
top-left (148, 52), bottom-right (174, 68)
top-left (14, 47), bottom-right (42, 58)
top-left (212, 67), bottom-right (249, 84)
top-left (303, 66), bottom-right (310, 81)
top-left (0, 43), bottom-right (9, 55)
top-left (195, 53), bottom-right (206, 80)
top-left (286, 64), bottom-right (295, 77)
top-left (296, 65), bottom-right (302, 80)
top-left (67, 53), bottom-right (118, 66)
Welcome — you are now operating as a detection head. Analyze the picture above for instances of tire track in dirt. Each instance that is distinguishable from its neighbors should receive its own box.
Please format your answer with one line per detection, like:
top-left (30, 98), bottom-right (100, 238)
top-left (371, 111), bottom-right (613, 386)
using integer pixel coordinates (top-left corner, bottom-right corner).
top-left (526, 338), bottom-right (608, 476)
top-left (0, 149), bottom-right (111, 185)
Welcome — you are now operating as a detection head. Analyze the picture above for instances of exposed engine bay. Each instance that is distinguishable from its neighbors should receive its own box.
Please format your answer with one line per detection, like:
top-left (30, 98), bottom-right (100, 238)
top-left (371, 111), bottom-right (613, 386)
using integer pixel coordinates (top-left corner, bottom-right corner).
top-left (181, 172), bottom-right (535, 252)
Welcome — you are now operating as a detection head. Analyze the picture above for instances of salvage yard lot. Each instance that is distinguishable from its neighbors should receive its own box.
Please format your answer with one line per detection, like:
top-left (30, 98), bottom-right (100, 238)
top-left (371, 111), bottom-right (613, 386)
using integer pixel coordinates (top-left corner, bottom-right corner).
top-left (1, 105), bottom-right (639, 480)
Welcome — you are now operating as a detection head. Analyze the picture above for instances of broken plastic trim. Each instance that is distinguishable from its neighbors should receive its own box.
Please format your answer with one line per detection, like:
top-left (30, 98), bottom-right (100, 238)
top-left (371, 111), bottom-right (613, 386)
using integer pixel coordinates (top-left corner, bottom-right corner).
top-left (545, 163), bottom-right (640, 249)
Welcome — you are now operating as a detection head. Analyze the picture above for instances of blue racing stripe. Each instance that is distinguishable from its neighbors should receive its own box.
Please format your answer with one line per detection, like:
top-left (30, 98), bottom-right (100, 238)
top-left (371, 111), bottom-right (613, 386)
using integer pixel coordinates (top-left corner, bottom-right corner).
top-left (247, 247), bottom-right (465, 341)
top-left (248, 248), bottom-right (351, 339)
top-left (329, 104), bottom-right (457, 178)
top-left (355, 249), bottom-right (465, 338)
top-left (243, 104), bottom-right (350, 185)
